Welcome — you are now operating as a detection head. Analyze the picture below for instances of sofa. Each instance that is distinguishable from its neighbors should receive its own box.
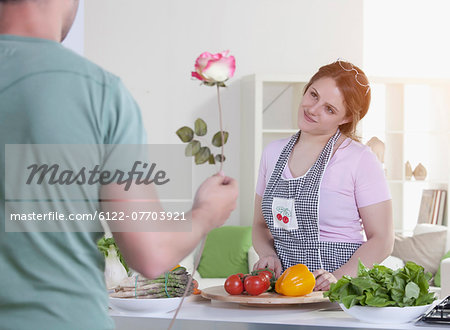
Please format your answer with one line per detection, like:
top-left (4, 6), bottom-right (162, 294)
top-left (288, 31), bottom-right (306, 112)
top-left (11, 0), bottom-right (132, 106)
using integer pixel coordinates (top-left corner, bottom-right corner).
top-left (180, 225), bottom-right (450, 298)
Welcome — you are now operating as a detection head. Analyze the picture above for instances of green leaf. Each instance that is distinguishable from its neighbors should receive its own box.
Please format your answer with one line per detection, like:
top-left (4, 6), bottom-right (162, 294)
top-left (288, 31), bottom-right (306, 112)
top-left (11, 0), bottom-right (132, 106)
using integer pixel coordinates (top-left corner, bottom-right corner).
top-left (195, 147), bottom-right (210, 164)
top-left (357, 259), bottom-right (368, 277)
top-left (215, 154), bottom-right (226, 162)
top-left (276, 206), bottom-right (284, 213)
top-left (194, 118), bottom-right (207, 136)
top-left (208, 154), bottom-right (215, 164)
top-left (176, 126), bottom-right (194, 142)
top-left (342, 295), bottom-right (358, 309)
top-left (405, 282), bottom-right (420, 300)
top-left (185, 140), bottom-right (201, 156)
top-left (350, 277), bottom-right (378, 291)
top-left (415, 292), bottom-right (436, 306)
top-left (392, 274), bottom-right (406, 291)
top-left (365, 294), bottom-right (391, 307)
top-left (212, 131), bottom-right (229, 147)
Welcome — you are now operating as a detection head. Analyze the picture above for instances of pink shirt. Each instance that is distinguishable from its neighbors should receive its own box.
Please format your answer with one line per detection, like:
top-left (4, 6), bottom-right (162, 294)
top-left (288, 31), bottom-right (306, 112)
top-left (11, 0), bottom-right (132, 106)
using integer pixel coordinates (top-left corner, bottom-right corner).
top-left (256, 137), bottom-right (391, 244)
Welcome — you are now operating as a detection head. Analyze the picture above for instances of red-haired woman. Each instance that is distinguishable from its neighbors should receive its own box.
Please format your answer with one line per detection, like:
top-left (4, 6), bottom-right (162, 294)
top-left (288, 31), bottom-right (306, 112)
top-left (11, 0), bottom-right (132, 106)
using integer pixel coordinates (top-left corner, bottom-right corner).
top-left (252, 60), bottom-right (394, 291)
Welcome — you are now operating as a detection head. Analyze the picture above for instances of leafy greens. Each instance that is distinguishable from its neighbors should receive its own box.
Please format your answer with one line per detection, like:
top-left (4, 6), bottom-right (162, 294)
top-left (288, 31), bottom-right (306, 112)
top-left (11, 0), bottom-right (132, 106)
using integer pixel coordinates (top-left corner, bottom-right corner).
top-left (324, 260), bottom-right (436, 308)
top-left (97, 236), bottom-right (129, 273)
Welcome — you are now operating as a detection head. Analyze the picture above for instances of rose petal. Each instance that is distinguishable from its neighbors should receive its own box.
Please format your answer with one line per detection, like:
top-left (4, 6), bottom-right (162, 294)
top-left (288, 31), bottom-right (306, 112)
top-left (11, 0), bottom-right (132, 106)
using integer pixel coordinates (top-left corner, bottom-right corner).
top-left (195, 52), bottom-right (213, 70)
top-left (202, 61), bottom-right (231, 82)
top-left (226, 55), bottom-right (236, 78)
top-left (191, 71), bottom-right (205, 81)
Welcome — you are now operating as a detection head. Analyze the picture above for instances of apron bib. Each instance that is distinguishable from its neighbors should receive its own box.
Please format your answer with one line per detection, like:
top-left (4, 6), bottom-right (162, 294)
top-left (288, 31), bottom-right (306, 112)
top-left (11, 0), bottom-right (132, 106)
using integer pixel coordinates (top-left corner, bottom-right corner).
top-left (261, 130), bottom-right (361, 273)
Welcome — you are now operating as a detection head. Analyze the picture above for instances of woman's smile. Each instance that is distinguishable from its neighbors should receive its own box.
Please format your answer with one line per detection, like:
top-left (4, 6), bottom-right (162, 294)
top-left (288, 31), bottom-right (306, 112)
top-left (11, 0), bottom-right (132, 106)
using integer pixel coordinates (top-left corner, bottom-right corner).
top-left (303, 110), bottom-right (317, 123)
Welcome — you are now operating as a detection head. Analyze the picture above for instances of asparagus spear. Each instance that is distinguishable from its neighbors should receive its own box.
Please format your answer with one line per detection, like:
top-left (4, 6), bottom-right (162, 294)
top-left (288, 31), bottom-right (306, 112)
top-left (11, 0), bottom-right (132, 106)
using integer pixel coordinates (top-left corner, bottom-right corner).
top-left (110, 267), bottom-right (194, 298)
top-left (111, 285), bottom-right (193, 298)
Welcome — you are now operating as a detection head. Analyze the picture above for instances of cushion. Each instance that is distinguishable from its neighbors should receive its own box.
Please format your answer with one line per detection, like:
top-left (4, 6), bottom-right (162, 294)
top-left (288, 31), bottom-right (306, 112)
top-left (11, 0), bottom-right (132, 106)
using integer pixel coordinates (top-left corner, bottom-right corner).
top-left (178, 242), bottom-right (202, 276)
top-left (413, 223), bottom-right (447, 236)
top-left (380, 256), bottom-right (405, 270)
top-left (197, 226), bottom-right (252, 278)
top-left (248, 246), bottom-right (259, 272)
top-left (434, 250), bottom-right (450, 287)
top-left (392, 230), bottom-right (447, 275)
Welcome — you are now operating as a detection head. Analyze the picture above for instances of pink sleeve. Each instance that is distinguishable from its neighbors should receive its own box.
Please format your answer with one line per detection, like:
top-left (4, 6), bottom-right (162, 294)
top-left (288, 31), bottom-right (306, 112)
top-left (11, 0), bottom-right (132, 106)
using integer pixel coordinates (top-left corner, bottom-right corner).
top-left (255, 139), bottom-right (288, 196)
top-left (255, 148), bottom-right (268, 197)
top-left (354, 149), bottom-right (391, 208)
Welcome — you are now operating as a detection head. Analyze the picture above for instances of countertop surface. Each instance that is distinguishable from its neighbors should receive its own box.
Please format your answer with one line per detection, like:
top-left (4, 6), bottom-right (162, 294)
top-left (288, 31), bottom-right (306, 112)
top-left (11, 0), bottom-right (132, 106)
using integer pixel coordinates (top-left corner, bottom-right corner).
top-left (110, 295), bottom-right (448, 330)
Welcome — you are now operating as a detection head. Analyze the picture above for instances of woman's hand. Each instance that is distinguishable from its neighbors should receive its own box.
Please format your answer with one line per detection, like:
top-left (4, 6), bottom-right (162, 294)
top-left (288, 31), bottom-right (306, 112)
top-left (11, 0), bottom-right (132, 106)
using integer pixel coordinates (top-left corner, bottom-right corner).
top-left (253, 255), bottom-right (282, 278)
top-left (312, 269), bottom-right (337, 291)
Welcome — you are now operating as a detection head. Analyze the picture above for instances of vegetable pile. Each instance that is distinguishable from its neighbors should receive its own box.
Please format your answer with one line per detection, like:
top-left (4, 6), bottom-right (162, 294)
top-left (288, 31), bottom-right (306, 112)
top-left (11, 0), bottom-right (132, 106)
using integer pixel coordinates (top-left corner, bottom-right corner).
top-left (111, 266), bottom-right (196, 299)
top-left (324, 260), bottom-right (436, 308)
top-left (224, 268), bottom-right (276, 296)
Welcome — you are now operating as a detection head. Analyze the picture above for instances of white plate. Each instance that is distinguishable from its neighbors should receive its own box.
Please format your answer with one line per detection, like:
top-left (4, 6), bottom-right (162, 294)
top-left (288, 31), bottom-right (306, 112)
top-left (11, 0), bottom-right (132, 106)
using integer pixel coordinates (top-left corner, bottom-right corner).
top-left (109, 296), bottom-right (183, 314)
top-left (339, 303), bottom-right (433, 324)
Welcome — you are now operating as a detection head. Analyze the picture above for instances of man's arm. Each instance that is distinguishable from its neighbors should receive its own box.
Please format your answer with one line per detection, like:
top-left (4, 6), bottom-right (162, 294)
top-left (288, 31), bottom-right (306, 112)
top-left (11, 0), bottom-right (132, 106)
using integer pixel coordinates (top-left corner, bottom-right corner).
top-left (103, 174), bottom-right (238, 279)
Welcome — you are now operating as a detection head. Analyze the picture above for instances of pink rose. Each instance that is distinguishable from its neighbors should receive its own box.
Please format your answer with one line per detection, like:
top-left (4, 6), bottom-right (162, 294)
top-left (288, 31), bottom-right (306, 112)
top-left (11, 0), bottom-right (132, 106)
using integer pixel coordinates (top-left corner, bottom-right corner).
top-left (191, 50), bottom-right (236, 84)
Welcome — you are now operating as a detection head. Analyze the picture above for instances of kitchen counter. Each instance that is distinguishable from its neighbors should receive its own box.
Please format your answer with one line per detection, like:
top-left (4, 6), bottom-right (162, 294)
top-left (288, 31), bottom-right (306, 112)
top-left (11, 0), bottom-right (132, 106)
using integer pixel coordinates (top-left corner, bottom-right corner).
top-left (110, 295), bottom-right (448, 330)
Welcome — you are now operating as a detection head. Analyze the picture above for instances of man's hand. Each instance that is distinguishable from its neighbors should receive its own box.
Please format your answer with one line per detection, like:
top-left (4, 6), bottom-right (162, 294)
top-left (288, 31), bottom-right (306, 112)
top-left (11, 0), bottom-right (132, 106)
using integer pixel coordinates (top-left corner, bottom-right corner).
top-left (192, 172), bottom-right (238, 232)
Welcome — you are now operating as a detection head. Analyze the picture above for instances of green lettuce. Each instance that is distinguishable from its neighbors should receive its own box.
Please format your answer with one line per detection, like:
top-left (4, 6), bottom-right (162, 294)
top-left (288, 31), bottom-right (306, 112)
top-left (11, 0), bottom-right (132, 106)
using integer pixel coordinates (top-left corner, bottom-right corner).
top-left (324, 260), bottom-right (436, 308)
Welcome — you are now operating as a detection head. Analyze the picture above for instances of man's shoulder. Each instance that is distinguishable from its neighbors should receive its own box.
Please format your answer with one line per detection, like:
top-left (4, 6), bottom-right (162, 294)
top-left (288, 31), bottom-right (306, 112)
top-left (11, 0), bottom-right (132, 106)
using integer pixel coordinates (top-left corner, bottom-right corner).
top-left (54, 46), bottom-right (120, 86)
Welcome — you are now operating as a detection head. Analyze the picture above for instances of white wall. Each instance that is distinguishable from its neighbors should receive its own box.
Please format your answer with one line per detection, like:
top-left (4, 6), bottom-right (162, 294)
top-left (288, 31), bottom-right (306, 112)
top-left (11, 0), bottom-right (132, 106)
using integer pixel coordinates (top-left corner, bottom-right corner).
top-left (363, 0), bottom-right (450, 78)
top-left (84, 0), bottom-right (364, 225)
top-left (62, 0), bottom-right (84, 55)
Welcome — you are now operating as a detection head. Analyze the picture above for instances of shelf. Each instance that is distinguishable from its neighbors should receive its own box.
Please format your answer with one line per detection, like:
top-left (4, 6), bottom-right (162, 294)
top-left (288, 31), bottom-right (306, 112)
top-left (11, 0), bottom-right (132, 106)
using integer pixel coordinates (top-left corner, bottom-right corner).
top-left (388, 179), bottom-right (449, 185)
top-left (384, 130), bottom-right (449, 135)
top-left (254, 74), bottom-right (311, 83)
top-left (370, 76), bottom-right (450, 85)
top-left (263, 129), bottom-right (298, 134)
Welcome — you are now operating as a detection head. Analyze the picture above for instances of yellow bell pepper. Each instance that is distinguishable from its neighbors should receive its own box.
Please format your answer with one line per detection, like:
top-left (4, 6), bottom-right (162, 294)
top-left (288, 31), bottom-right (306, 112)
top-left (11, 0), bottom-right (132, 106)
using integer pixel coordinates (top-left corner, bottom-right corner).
top-left (275, 264), bottom-right (315, 296)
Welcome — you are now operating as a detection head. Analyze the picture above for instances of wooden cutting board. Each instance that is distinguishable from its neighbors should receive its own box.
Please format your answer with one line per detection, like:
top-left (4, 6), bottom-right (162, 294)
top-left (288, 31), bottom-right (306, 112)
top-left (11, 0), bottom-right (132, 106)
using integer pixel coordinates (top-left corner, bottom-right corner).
top-left (201, 285), bottom-right (329, 306)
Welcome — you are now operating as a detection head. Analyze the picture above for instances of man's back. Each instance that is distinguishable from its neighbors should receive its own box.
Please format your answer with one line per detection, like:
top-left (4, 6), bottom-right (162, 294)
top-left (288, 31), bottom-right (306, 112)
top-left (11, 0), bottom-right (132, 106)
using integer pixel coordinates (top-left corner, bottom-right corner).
top-left (0, 35), bottom-right (145, 329)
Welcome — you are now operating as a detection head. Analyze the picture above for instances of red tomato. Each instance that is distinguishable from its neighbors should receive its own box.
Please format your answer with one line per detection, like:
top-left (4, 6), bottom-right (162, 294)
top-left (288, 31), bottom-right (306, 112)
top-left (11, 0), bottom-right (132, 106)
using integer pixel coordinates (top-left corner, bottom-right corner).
top-left (258, 270), bottom-right (274, 282)
top-left (244, 275), bottom-right (270, 296)
top-left (257, 273), bottom-right (270, 287)
top-left (235, 273), bottom-right (245, 279)
top-left (224, 274), bottom-right (244, 295)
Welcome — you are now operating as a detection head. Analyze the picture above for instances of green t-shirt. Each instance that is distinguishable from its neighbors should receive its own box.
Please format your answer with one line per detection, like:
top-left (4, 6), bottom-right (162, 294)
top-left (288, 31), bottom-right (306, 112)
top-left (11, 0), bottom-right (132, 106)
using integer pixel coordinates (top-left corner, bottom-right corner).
top-left (0, 35), bottom-right (146, 329)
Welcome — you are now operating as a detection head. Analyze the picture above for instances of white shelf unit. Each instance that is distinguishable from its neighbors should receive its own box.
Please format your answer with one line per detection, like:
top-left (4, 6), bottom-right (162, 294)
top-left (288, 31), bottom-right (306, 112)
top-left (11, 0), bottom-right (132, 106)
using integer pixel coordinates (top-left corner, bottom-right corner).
top-left (240, 74), bottom-right (450, 232)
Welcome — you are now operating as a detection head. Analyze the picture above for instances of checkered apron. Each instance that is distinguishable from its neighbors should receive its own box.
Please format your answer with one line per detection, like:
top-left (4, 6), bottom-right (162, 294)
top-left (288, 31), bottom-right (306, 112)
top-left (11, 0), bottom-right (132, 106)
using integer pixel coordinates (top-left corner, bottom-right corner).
top-left (262, 130), bottom-right (362, 273)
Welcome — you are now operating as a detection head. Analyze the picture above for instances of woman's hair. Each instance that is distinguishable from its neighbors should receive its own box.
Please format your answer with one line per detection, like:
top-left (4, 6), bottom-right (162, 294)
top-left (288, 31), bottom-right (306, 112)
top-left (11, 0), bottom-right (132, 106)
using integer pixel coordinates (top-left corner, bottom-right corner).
top-left (303, 60), bottom-right (371, 141)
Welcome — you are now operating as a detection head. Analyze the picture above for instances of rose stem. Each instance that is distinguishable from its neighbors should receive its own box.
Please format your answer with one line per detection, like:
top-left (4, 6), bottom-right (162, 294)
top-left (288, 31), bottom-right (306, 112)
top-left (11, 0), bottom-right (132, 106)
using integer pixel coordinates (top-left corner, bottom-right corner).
top-left (217, 84), bottom-right (224, 173)
top-left (168, 237), bottom-right (206, 330)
